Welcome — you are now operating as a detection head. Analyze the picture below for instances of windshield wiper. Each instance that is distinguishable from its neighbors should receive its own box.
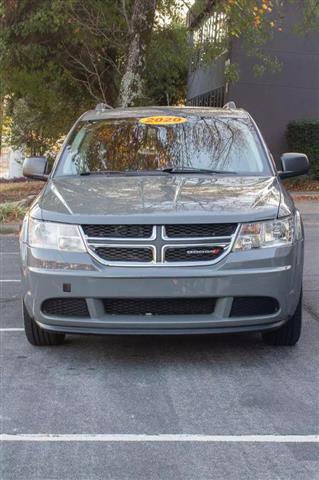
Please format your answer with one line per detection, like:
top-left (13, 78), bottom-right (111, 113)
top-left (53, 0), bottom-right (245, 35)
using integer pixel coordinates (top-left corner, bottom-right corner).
top-left (79, 169), bottom-right (171, 176)
top-left (79, 168), bottom-right (237, 176)
top-left (161, 167), bottom-right (237, 175)
top-left (79, 170), bottom-right (124, 176)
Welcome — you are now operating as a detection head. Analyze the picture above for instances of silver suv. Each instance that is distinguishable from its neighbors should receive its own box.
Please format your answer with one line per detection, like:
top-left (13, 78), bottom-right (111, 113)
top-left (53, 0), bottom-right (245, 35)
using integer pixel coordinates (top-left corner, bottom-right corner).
top-left (20, 105), bottom-right (309, 346)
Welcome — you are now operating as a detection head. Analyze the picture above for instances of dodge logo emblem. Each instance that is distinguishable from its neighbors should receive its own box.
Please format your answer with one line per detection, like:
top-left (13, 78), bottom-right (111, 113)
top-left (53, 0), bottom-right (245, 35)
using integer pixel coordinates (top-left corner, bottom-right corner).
top-left (186, 247), bottom-right (222, 255)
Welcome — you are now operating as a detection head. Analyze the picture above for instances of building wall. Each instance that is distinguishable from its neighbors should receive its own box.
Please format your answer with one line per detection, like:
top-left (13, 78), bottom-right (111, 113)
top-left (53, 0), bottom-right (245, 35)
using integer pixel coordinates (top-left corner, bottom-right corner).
top-left (187, 54), bottom-right (226, 102)
top-left (227, 5), bottom-right (319, 160)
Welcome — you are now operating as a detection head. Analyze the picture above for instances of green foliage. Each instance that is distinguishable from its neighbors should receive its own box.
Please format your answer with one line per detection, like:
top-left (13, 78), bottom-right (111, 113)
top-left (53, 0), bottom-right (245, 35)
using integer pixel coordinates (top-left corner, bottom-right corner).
top-left (0, 202), bottom-right (27, 224)
top-left (145, 23), bottom-right (190, 105)
top-left (0, 0), bottom-right (132, 107)
top-left (286, 121), bottom-right (319, 179)
top-left (5, 66), bottom-right (91, 155)
top-left (1, 0), bottom-right (317, 156)
top-left (0, 0), bottom-right (97, 154)
top-left (224, 62), bottom-right (240, 82)
top-left (0, 0), bottom-right (189, 152)
top-left (295, 0), bottom-right (319, 33)
top-left (225, 0), bottom-right (280, 77)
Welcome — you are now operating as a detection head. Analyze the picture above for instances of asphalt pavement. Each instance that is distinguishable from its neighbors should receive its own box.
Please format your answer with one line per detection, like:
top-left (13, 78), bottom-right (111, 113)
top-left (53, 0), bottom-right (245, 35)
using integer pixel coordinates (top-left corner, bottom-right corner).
top-left (1, 200), bottom-right (318, 480)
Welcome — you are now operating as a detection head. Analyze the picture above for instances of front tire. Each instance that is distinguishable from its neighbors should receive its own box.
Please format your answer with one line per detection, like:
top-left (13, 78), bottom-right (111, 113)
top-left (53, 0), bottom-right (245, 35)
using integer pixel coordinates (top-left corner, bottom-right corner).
top-left (23, 301), bottom-right (65, 346)
top-left (262, 290), bottom-right (302, 346)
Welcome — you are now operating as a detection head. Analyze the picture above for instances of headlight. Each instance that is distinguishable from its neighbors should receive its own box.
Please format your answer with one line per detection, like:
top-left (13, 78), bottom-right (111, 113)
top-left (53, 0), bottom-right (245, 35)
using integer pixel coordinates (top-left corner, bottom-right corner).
top-left (28, 218), bottom-right (86, 252)
top-left (233, 215), bottom-right (295, 251)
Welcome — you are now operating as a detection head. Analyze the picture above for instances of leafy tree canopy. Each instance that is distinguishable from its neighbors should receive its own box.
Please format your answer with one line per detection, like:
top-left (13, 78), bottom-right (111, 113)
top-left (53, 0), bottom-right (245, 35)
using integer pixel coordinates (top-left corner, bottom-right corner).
top-left (0, 0), bottom-right (317, 155)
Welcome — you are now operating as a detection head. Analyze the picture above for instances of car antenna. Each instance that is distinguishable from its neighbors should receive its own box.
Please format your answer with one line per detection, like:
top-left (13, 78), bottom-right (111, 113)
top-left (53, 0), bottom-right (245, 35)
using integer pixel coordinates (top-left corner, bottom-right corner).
top-left (223, 101), bottom-right (237, 109)
top-left (95, 103), bottom-right (113, 112)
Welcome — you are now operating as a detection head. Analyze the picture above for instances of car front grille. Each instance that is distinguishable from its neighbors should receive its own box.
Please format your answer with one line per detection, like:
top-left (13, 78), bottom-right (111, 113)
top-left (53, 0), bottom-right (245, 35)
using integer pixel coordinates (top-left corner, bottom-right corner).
top-left (82, 223), bottom-right (238, 266)
top-left (164, 223), bottom-right (237, 238)
top-left (230, 297), bottom-right (279, 317)
top-left (103, 298), bottom-right (216, 315)
top-left (42, 298), bottom-right (89, 317)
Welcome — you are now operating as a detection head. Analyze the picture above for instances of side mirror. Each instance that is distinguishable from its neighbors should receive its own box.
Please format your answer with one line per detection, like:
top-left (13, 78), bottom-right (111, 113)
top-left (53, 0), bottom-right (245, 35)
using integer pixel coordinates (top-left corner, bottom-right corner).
top-left (23, 156), bottom-right (48, 180)
top-left (278, 152), bottom-right (309, 179)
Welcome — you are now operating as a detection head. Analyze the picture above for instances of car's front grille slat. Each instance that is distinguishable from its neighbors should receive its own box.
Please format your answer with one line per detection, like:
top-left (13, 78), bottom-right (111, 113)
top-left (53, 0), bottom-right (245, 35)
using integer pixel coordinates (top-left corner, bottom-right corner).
top-left (94, 247), bottom-right (153, 263)
top-left (103, 298), bottom-right (216, 315)
top-left (165, 246), bottom-right (224, 263)
top-left (164, 223), bottom-right (237, 238)
top-left (82, 224), bottom-right (153, 239)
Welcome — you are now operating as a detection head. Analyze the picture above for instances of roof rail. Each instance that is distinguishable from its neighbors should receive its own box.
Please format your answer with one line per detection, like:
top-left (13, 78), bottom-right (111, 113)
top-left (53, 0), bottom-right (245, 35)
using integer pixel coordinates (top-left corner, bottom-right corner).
top-left (95, 103), bottom-right (113, 112)
top-left (223, 101), bottom-right (236, 109)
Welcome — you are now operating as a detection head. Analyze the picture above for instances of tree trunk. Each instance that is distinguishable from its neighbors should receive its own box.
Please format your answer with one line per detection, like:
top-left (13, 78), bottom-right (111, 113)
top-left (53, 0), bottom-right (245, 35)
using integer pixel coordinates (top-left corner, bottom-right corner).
top-left (0, 95), bottom-right (3, 155)
top-left (118, 0), bottom-right (157, 107)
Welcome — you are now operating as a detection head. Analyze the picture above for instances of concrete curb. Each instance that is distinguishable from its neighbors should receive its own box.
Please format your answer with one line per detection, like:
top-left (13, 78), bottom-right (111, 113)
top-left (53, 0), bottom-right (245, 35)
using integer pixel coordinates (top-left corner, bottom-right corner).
top-left (291, 193), bottom-right (319, 201)
top-left (0, 223), bottom-right (21, 234)
top-left (290, 191), bottom-right (319, 198)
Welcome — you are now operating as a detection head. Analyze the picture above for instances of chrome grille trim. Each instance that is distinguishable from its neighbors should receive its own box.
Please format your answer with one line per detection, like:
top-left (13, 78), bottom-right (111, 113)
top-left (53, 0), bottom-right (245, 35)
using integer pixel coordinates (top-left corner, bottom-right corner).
top-left (81, 224), bottom-right (240, 267)
top-left (86, 243), bottom-right (157, 266)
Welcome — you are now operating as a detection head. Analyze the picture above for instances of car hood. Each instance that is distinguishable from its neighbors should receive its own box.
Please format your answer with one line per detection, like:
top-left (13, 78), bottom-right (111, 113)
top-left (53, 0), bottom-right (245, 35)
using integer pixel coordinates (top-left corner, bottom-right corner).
top-left (37, 175), bottom-right (283, 224)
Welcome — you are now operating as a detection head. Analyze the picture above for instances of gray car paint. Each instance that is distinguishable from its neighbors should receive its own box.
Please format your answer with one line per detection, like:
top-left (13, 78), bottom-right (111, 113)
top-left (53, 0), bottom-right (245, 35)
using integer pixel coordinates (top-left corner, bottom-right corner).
top-left (22, 241), bottom-right (303, 335)
top-left (36, 175), bottom-right (287, 225)
top-left (21, 106), bottom-right (302, 336)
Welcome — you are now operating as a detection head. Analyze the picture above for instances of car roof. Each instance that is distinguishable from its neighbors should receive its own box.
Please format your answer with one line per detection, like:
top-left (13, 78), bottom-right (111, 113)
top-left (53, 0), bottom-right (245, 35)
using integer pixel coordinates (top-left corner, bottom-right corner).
top-left (81, 106), bottom-right (250, 122)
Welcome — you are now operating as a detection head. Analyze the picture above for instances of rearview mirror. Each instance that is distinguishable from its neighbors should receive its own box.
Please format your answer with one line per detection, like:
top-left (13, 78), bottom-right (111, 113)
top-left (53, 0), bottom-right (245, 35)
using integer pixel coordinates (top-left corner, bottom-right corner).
top-left (278, 153), bottom-right (309, 179)
top-left (23, 156), bottom-right (48, 180)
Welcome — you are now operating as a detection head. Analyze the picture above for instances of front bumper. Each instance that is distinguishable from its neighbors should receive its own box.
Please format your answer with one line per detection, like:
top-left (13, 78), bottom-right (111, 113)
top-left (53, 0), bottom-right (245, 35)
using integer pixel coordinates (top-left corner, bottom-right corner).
top-left (21, 241), bottom-right (304, 335)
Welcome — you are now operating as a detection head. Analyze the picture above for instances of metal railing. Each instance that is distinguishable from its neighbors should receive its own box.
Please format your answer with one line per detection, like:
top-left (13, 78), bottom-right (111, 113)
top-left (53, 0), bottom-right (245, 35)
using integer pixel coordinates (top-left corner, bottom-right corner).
top-left (187, 86), bottom-right (225, 108)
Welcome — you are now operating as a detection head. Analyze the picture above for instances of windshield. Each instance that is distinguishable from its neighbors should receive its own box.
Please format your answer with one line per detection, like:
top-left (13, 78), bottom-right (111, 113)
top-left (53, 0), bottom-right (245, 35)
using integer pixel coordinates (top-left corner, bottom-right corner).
top-left (56, 115), bottom-right (271, 176)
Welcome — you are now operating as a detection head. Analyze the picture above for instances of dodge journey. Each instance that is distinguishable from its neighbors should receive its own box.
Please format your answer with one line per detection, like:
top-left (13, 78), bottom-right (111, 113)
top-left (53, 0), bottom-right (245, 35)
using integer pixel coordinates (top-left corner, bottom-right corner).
top-left (20, 104), bottom-right (309, 346)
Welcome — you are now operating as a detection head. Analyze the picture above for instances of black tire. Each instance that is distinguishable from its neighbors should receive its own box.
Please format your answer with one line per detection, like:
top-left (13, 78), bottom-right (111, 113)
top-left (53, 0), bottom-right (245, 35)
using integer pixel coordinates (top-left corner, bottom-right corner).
top-left (262, 290), bottom-right (302, 346)
top-left (23, 301), bottom-right (65, 346)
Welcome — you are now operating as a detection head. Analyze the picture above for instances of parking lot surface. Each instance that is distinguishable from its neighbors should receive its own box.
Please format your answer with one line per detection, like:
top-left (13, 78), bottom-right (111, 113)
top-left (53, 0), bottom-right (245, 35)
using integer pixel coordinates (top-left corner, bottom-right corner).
top-left (1, 201), bottom-right (318, 480)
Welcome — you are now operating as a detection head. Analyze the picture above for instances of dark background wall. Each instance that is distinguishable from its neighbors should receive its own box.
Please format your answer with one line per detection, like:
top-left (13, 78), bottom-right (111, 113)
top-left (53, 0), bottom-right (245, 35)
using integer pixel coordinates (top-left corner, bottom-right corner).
top-left (227, 4), bottom-right (319, 162)
top-left (187, 55), bottom-right (226, 101)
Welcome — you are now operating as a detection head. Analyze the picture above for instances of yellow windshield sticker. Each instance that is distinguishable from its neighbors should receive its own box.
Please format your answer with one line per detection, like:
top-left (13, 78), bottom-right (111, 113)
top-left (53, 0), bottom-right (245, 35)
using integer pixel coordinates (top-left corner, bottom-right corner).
top-left (139, 116), bottom-right (187, 125)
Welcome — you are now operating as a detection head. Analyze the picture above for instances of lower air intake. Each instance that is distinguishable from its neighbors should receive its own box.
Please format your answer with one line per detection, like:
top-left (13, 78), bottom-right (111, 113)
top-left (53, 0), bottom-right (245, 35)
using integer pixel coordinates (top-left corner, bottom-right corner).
top-left (103, 298), bottom-right (216, 316)
top-left (230, 297), bottom-right (279, 317)
top-left (42, 298), bottom-right (89, 317)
